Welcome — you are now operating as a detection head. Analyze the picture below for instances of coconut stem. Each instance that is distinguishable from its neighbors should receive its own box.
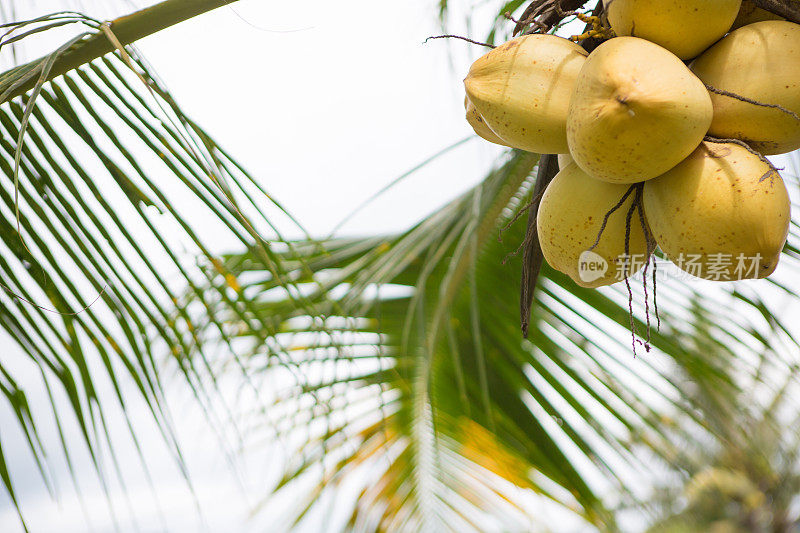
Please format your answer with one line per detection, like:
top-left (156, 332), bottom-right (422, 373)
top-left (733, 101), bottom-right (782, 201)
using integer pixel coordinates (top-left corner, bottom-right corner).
top-left (636, 190), bottom-right (654, 347)
top-left (587, 184), bottom-right (636, 252)
top-left (424, 35), bottom-right (495, 48)
top-left (751, 0), bottom-right (800, 24)
top-left (624, 183), bottom-right (651, 355)
top-left (501, 190), bottom-right (549, 266)
top-left (623, 188), bottom-right (639, 356)
top-left (652, 257), bottom-right (660, 330)
top-left (704, 84), bottom-right (800, 123)
top-left (514, 0), bottom-right (590, 35)
top-left (520, 153), bottom-right (559, 337)
top-left (583, 181), bottom-right (652, 355)
top-left (703, 136), bottom-right (782, 183)
top-left (504, 11), bottom-right (549, 32)
top-left (500, 189), bottom-right (546, 244)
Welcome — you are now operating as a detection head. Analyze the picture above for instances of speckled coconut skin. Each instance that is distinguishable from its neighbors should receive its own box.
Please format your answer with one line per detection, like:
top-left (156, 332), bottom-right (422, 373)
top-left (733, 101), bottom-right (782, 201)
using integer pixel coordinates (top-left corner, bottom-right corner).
top-left (604, 0), bottom-right (742, 60)
top-left (691, 21), bottom-right (800, 155)
top-left (643, 142), bottom-right (790, 280)
top-left (566, 37), bottom-right (713, 184)
top-left (537, 163), bottom-right (652, 288)
top-left (465, 34), bottom-right (587, 154)
top-left (464, 96), bottom-right (509, 146)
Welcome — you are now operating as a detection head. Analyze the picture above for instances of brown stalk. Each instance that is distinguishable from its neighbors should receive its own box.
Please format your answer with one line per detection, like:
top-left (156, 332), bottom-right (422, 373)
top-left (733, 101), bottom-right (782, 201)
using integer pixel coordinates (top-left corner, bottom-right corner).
top-left (750, 0), bottom-right (800, 24)
top-left (519, 1), bottom-right (604, 337)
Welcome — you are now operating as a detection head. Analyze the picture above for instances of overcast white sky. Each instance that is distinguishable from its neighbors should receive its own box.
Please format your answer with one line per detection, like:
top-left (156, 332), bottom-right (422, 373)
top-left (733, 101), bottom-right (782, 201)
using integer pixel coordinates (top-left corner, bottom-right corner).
top-left (136, 0), bottom-right (504, 239)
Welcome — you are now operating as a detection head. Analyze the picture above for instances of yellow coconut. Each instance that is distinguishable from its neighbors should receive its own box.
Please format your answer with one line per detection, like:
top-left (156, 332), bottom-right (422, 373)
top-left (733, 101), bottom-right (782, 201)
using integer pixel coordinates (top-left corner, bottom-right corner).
top-left (604, 0), bottom-right (741, 59)
top-left (538, 163), bottom-right (653, 288)
top-left (731, 0), bottom-right (784, 30)
top-left (643, 142), bottom-right (790, 281)
top-left (690, 21), bottom-right (800, 155)
top-left (464, 96), bottom-right (509, 146)
top-left (567, 37), bottom-right (712, 184)
top-left (464, 34), bottom-right (588, 154)
top-left (557, 152), bottom-right (574, 170)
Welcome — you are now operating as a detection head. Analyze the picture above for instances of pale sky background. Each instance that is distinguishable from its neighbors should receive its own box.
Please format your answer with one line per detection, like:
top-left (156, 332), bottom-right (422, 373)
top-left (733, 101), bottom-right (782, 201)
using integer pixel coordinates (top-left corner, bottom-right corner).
top-left (0, 1), bottom-right (799, 532)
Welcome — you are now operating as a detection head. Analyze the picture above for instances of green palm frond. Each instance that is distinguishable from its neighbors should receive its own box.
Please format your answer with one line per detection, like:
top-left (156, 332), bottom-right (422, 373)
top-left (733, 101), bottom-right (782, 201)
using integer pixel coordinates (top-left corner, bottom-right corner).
top-left (0, 2), bottom-right (320, 526)
top-left (211, 147), bottom-right (800, 531)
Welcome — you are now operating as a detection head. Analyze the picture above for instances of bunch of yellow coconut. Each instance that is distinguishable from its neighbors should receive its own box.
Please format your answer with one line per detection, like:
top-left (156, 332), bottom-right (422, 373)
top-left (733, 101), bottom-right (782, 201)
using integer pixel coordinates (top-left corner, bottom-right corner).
top-left (464, 0), bottom-right (798, 287)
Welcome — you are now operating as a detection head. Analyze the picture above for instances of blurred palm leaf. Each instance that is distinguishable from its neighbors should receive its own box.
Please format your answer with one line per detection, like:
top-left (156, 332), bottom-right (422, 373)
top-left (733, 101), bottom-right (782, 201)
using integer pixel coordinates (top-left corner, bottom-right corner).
top-left (212, 147), bottom-right (800, 531)
top-left (646, 353), bottom-right (800, 532)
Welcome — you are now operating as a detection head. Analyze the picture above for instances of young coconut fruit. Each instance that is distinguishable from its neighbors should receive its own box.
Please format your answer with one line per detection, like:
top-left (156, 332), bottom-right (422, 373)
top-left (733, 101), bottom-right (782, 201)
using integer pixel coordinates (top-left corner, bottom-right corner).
top-left (567, 37), bottom-right (713, 184)
top-left (538, 163), bottom-right (653, 288)
top-left (603, 0), bottom-right (742, 60)
top-left (731, 0), bottom-right (784, 30)
top-left (690, 21), bottom-right (800, 155)
top-left (464, 96), bottom-right (509, 146)
top-left (643, 142), bottom-right (790, 281)
top-left (464, 34), bottom-right (588, 154)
